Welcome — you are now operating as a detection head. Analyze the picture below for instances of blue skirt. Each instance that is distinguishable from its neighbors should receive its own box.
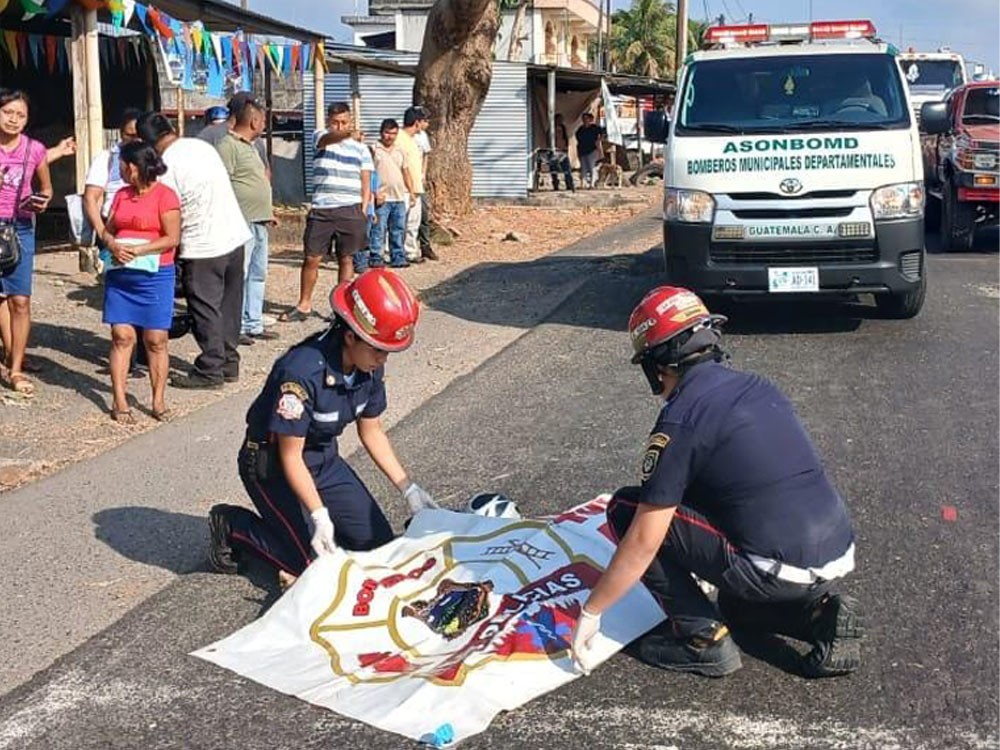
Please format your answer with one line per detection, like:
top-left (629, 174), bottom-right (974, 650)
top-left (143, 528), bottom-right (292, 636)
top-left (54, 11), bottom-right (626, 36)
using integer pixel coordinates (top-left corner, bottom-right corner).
top-left (103, 264), bottom-right (175, 330)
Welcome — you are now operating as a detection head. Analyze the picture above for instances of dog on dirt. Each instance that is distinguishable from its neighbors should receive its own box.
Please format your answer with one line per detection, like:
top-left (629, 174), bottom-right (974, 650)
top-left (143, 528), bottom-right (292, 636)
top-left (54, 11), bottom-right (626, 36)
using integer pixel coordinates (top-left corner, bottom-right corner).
top-left (595, 161), bottom-right (624, 189)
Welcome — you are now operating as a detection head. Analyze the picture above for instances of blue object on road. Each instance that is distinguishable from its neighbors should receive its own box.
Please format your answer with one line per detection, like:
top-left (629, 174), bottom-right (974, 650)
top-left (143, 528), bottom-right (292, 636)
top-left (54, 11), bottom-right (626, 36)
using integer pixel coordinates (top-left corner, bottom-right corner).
top-left (426, 722), bottom-right (454, 747)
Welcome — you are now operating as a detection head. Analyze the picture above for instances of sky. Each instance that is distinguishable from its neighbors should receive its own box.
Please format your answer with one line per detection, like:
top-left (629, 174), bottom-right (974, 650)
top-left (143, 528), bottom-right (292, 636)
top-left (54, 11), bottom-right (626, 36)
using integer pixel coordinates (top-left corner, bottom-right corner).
top-left (238, 0), bottom-right (999, 71)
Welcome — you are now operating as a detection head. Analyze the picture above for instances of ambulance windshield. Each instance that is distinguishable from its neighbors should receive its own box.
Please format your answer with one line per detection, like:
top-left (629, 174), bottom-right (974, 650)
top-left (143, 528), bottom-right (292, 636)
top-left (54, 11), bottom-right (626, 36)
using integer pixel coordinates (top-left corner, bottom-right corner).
top-left (677, 53), bottom-right (911, 135)
top-left (900, 59), bottom-right (965, 90)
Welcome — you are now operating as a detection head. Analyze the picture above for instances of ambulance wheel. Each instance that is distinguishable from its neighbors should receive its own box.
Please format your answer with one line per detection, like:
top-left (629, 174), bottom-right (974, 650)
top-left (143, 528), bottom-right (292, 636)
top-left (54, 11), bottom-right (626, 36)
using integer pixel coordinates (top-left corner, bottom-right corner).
top-left (876, 272), bottom-right (926, 319)
top-left (942, 181), bottom-right (976, 252)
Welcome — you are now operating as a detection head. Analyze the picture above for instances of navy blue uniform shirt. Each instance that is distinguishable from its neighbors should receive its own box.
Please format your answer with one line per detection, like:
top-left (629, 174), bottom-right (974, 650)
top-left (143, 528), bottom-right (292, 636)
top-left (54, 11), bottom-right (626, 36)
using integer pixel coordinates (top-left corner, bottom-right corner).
top-left (246, 329), bottom-right (387, 484)
top-left (638, 361), bottom-right (854, 568)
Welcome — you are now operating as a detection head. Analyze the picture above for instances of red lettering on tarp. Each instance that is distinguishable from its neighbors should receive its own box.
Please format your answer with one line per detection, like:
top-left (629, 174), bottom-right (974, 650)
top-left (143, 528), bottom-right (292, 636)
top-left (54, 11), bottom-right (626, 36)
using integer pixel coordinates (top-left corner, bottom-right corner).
top-left (358, 652), bottom-right (414, 673)
top-left (551, 498), bottom-right (610, 525)
top-left (352, 557), bottom-right (437, 617)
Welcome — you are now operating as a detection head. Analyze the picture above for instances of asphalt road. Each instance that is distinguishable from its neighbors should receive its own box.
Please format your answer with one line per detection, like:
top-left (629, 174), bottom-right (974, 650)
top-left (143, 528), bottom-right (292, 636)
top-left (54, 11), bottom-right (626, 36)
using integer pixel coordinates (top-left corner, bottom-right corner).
top-left (1, 230), bottom-right (997, 750)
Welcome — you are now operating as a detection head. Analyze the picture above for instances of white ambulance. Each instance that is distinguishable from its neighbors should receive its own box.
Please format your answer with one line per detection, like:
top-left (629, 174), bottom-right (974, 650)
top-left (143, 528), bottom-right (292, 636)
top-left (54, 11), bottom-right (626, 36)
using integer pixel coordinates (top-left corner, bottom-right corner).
top-left (896, 48), bottom-right (969, 127)
top-left (654, 20), bottom-right (926, 318)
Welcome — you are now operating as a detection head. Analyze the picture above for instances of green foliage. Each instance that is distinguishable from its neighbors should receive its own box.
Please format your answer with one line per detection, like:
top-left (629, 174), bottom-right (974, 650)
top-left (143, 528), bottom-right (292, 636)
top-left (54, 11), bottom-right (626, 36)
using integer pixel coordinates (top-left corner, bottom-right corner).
top-left (610, 0), bottom-right (707, 79)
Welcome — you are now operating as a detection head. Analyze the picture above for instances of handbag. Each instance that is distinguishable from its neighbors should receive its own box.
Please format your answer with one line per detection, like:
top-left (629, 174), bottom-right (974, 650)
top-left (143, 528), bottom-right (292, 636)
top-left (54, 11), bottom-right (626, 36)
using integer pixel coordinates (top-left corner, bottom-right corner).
top-left (0, 138), bottom-right (31, 276)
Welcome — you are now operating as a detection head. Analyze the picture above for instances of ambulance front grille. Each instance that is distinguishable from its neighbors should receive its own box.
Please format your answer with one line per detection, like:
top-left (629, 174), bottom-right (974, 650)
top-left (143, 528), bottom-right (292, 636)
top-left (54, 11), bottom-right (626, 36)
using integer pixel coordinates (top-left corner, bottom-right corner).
top-left (710, 243), bottom-right (878, 265)
top-left (725, 190), bottom-right (857, 201)
top-left (731, 207), bottom-right (854, 219)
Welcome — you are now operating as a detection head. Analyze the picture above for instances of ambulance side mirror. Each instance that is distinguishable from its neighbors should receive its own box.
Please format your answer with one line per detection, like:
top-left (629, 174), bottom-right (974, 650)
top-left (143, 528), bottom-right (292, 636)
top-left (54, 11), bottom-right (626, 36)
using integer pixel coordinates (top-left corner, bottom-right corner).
top-left (920, 102), bottom-right (950, 135)
top-left (644, 110), bottom-right (670, 144)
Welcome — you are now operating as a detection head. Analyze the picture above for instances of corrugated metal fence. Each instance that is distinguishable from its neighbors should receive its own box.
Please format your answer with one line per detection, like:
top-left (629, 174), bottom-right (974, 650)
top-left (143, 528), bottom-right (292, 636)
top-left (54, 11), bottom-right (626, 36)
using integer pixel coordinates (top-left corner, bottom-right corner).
top-left (304, 59), bottom-right (529, 200)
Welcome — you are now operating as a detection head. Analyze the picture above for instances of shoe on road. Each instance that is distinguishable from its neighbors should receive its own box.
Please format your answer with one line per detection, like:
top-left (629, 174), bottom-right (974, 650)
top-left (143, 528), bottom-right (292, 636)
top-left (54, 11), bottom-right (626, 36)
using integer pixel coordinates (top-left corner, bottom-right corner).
top-left (170, 372), bottom-right (224, 390)
top-left (208, 505), bottom-right (241, 575)
top-left (421, 246), bottom-right (439, 261)
top-left (801, 594), bottom-right (865, 678)
top-left (635, 623), bottom-right (743, 678)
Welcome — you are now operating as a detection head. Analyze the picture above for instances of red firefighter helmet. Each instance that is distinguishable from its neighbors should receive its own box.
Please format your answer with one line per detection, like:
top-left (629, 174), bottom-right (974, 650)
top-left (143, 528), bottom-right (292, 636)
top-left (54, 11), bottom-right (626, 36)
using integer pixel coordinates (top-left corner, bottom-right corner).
top-left (330, 269), bottom-right (420, 352)
top-left (628, 286), bottom-right (726, 364)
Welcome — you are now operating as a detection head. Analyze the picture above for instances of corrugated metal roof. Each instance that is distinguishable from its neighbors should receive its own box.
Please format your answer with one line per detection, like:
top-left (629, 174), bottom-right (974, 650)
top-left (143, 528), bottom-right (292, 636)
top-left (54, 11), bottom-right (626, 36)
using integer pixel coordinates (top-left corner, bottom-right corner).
top-left (304, 59), bottom-right (529, 200)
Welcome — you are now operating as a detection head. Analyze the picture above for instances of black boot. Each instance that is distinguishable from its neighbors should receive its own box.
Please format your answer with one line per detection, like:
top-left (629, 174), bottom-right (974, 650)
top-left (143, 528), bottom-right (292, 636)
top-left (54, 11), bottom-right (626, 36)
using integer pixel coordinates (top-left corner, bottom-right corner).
top-left (208, 504), bottom-right (241, 575)
top-left (635, 622), bottom-right (743, 678)
top-left (800, 594), bottom-right (865, 677)
top-left (718, 591), bottom-right (815, 641)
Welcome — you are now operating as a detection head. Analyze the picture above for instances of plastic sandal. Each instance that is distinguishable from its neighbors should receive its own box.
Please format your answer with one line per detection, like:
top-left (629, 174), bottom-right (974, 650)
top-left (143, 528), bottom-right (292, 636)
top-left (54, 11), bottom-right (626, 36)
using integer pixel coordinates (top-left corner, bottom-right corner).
top-left (111, 408), bottom-right (136, 425)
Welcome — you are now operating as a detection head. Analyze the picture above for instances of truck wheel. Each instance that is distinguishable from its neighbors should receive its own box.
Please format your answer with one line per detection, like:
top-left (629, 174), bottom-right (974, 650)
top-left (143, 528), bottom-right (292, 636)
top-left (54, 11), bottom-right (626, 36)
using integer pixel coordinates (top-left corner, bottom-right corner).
top-left (942, 182), bottom-right (976, 252)
top-left (876, 271), bottom-right (927, 319)
top-left (924, 194), bottom-right (941, 232)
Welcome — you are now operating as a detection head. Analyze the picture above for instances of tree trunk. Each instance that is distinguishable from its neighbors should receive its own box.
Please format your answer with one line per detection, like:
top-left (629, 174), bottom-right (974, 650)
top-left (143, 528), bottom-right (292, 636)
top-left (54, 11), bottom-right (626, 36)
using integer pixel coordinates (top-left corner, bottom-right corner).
top-left (414, 0), bottom-right (500, 219)
top-left (507, 1), bottom-right (528, 62)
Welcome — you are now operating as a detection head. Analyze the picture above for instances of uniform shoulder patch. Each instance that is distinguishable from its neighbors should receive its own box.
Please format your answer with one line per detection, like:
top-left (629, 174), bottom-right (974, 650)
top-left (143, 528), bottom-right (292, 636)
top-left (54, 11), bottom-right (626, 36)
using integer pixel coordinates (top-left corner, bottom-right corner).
top-left (640, 433), bottom-right (671, 483)
top-left (276, 393), bottom-right (306, 421)
top-left (279, 381), bottom-right (309, 401)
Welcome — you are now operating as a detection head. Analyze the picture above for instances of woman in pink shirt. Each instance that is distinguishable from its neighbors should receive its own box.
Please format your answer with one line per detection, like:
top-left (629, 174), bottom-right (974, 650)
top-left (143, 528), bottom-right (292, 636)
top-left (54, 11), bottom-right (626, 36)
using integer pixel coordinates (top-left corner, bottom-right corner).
top-left (0, 89), bottom-right (51, 397)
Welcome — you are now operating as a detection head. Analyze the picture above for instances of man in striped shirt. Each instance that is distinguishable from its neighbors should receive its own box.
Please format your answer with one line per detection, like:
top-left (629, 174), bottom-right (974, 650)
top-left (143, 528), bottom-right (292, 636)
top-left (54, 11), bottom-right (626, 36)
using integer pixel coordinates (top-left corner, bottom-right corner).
top-left (281, 102), bottom-right (372, 322)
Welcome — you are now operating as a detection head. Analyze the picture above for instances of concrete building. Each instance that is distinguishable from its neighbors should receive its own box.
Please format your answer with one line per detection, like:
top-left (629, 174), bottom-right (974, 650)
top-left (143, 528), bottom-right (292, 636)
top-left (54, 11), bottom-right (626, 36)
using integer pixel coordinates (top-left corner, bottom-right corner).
top-left (343, 0), bottom-right (608, 68)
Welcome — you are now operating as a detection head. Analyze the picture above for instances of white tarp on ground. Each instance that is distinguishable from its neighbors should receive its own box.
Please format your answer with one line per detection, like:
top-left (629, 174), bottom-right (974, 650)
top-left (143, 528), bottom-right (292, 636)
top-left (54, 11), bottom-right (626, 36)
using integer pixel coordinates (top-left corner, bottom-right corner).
top-left (192, 495), bottom-right (665, 744)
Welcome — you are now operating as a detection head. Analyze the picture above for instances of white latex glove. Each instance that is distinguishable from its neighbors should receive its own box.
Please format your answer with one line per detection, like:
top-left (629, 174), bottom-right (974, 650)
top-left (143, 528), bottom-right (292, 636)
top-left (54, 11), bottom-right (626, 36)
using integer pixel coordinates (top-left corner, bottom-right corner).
top-left (309, 506), bottom-right (337, 558)
top-left (571, 607), bottom-right (602, 675)
top-left (402, 482), bottom-right (440, 514)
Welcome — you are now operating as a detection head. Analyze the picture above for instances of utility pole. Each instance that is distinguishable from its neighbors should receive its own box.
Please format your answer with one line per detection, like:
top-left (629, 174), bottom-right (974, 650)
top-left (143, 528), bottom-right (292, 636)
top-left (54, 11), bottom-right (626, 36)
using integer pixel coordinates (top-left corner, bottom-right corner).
top-left (676, 0), bottom-right (688, 78)
top-left (597, 0), bottom-right (604, 72)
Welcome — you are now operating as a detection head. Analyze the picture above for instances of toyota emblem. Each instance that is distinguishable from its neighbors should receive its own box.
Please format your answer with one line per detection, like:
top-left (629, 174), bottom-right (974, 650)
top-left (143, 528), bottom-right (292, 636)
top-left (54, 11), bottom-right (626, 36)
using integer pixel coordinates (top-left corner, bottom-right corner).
top-left (779, 178), bottom-right (803, 195)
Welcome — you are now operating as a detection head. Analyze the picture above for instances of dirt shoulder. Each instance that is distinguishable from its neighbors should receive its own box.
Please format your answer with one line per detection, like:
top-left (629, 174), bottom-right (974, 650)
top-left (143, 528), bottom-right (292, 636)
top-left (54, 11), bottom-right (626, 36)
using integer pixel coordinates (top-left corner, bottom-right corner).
top-left (0, 188), bottom-right (659, 492)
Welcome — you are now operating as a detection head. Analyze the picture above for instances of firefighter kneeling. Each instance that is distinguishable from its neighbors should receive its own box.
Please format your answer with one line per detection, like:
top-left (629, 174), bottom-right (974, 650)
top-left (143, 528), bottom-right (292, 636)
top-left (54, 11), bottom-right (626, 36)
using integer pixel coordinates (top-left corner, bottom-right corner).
top-left (571, 286), bottom-right (863, 678)
top-left (208, 269), bottom-right (438, 584)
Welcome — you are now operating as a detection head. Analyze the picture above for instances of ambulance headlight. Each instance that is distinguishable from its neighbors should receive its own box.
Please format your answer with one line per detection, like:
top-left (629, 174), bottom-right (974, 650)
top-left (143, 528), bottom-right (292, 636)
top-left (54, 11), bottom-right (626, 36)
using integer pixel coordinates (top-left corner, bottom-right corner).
top-left (870, 182), bottom-right (925, 220)
top-left (664, 188), bottom-right (715, 223)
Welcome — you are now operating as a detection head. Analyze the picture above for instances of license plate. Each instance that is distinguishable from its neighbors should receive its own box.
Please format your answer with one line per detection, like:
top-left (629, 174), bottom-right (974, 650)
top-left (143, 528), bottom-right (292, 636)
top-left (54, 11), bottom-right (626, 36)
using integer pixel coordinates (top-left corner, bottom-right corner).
top-left (768, 267), bottom-right (819, 293)
top-left (746, 223), bottom-right (838, 240)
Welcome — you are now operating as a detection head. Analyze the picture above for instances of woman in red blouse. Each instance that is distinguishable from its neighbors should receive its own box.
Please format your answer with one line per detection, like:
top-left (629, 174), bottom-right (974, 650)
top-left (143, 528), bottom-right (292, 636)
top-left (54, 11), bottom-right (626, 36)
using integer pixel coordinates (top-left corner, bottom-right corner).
top-left (94, 141), bottom-right (181, 424)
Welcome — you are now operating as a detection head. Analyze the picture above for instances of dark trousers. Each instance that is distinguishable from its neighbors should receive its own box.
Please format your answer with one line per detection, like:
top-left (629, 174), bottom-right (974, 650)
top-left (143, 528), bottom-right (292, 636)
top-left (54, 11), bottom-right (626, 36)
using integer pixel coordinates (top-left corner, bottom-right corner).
top-left (607, 487), bottom-right (832, 638)
top-left (547, 152), bottom-right (574, 190)
top-left (181, 246), bottom-right (244, 381)
top-left (230, 448), bottom-right (395, 575)
top-left (418, 193), bottom-right (432, 252)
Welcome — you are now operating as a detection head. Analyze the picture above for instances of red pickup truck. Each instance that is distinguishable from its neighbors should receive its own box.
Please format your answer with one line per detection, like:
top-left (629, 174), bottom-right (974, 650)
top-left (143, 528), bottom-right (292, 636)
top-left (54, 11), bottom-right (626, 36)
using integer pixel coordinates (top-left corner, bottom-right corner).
top-left (920, 82), bottom-right (999, 251)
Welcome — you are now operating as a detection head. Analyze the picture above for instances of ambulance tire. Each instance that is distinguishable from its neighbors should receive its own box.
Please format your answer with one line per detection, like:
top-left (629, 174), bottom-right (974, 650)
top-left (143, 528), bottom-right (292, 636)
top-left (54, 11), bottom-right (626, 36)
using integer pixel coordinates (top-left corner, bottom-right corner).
top-left (876, 271), bottom-right (926, 319)
top-left (942, 181), bottom-right (976, 253)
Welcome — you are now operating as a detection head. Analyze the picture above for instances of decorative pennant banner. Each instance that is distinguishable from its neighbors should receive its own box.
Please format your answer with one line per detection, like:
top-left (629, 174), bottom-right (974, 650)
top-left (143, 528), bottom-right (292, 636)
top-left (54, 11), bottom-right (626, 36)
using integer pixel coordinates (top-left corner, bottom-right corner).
top-left (220, 34), bottom-right (232, 72)
top-left (132, 2), bottom-right (150, 33)
top-left (316, 40), bottom-right (326, 72)
top-left (45, 0), bottom-right (71, 16)
top-left (3, 30), bottom-right (19, 67)
top-left (16, 30), bottom-right (28, 65)
top-left (193, 498), bottom-right (665, 746)
top-left (28, 33), bottom-right (42, 68)
top-left (44, 33), bottom-right (57, 72)
top-left (19, 0), bottom-right (46, 19)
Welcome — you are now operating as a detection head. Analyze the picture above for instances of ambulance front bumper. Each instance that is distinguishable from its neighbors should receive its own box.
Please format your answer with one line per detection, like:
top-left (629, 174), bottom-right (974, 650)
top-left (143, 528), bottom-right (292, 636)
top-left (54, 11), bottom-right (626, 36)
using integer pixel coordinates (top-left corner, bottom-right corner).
top-left (661, 217), bottom-right (925, 297)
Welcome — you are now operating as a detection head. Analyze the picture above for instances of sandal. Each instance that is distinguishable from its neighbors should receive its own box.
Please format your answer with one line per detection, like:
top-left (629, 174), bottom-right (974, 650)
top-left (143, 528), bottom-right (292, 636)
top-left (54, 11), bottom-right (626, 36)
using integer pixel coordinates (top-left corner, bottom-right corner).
top-left (277, 307), bottom-right (311, 323)
top-left (8, 373), bottom-right (35, 397)
top-left (152, 407), bottom-right (175, 423)
top-left (111, 408), bottom-right (136, 425)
